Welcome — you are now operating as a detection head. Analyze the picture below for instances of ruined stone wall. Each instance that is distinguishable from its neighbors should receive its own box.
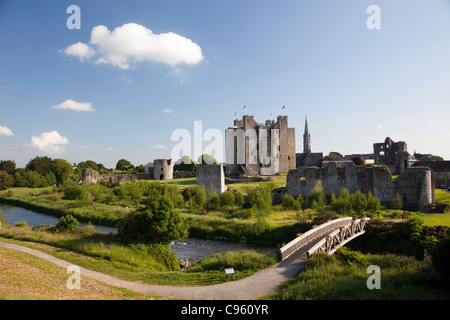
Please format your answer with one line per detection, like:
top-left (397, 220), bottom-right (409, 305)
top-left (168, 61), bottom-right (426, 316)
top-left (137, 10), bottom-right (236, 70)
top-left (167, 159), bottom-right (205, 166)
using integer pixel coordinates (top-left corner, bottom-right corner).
top-left (196, 165), bottom-right (227, 194)
top-left (81, 168), bottom-right (153, 184)
top-left (286, 161), bottom-right (434, 211)
top-left (373, 137), bottom-right (409, 175)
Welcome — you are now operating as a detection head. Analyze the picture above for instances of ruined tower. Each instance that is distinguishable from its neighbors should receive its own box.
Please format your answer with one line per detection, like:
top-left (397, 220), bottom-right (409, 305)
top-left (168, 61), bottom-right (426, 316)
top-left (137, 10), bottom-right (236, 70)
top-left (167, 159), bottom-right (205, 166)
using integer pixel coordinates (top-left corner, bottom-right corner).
top-left (373, 137), bottom-right (409, 175)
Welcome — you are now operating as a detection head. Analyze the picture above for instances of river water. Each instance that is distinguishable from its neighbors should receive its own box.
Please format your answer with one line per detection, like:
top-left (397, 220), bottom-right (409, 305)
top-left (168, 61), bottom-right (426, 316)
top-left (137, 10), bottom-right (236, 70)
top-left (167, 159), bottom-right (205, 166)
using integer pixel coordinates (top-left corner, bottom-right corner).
top-left (0, 204), bottom-right (276, 261)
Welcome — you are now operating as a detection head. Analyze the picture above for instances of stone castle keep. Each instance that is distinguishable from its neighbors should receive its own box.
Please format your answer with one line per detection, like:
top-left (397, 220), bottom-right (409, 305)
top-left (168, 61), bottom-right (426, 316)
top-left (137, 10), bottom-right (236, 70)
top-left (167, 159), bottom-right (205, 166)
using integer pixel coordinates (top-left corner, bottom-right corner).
top-left (225, 115), bottom-right (296, 176)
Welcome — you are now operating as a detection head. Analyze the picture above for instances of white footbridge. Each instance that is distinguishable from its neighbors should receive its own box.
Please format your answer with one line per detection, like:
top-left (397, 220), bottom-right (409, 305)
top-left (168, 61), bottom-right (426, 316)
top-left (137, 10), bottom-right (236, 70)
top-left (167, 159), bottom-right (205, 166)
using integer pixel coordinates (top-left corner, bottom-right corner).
top-left (279, 217), bottom-right (371, 261)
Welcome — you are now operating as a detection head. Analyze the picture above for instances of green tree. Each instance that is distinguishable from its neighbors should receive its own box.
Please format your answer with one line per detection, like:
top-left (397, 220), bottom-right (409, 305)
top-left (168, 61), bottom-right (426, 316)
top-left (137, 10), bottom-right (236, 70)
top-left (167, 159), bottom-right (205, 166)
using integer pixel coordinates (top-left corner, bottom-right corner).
top-left (22, 170), bottom-right (47, 188)
top-left (78, 160), bottom-right (99, 172)
top-left (0, 171), bottom-right (14, 190)
top-left (52, 159), bottom-right (73, 185)
top-left (118, 195), bottom-right (188, 244)
top-left (350, 155), bottom-right (365, 166)
top-left (317, 154), bottom-right (339, 167)
top-left (174, 155), bottom-right (197, 172)
top-left (26, 156), bottom-right (53, 175)
top-left (0, 160), bottom-right (16, 174)
top-left (419, 154), bottom-right (444, 161)
top-left (197, 154), bottom-right (218, 165)
top-left (115, 159), bottom-right (133, 171)
top-left (119, 181), bottom-right (143, 205)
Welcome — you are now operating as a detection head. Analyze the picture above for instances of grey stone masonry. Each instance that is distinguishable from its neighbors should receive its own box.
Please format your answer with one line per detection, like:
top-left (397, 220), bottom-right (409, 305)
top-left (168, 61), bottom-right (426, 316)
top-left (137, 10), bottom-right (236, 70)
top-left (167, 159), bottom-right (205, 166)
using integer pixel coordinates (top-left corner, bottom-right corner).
top-left (196, 165), bottom-right (227, 194)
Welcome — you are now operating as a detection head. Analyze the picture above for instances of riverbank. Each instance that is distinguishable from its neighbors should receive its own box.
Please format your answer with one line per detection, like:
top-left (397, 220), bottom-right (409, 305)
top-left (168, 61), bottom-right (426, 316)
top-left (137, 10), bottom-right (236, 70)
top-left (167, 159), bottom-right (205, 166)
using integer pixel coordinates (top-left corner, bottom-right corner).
top-left (0, 186), bottom-right (309, 247)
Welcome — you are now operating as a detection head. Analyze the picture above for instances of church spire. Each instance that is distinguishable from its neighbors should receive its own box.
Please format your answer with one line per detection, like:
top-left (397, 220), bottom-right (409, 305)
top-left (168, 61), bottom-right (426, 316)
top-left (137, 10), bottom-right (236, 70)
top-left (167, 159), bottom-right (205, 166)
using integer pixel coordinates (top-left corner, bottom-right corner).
top-left (303, 116), bottom-right (311, 154)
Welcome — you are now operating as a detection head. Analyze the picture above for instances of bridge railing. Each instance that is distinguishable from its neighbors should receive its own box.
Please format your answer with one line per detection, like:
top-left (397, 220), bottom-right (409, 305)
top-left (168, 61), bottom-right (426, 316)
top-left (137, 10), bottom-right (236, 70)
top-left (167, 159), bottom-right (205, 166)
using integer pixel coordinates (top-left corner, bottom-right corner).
top-left (306, 218), bottom-right (371, 257)
top-left (279, 217), bottom-right (353, 261)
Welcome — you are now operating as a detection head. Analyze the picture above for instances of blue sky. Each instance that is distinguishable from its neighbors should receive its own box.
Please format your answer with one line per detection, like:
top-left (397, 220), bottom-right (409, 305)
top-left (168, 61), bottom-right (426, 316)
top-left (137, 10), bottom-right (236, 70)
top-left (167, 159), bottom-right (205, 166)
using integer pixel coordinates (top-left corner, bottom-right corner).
top-left (1, 0), bottom-right (450, 168)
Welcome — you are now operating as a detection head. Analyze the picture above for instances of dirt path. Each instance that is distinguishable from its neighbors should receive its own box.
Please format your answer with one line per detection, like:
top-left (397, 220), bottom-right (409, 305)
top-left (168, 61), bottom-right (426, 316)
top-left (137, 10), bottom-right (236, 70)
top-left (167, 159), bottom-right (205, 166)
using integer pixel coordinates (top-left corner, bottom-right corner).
top-left (0, 238), bottom-right (323, 300)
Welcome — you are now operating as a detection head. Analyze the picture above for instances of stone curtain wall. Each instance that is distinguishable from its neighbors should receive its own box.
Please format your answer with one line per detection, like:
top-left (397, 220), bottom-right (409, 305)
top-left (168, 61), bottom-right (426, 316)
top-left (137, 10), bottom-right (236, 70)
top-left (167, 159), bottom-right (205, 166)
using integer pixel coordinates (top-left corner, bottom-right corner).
top-left (286, 161), bottom-right (434, 212)
top-left (81, 168), bottom-right (153, 184)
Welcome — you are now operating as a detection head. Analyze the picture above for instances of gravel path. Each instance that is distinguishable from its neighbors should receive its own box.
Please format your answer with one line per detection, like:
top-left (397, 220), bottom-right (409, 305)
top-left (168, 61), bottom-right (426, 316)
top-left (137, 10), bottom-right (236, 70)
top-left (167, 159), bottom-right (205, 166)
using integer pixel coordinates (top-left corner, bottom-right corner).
top-left (0, 236), bottom-right (327, 300)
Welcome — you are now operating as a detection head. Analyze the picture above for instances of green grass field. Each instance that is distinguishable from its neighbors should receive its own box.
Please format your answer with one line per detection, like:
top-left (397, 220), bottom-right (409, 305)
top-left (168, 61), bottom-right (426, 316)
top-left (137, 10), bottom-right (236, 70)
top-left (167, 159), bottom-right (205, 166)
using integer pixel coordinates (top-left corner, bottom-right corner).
top-left (423, 214), bottom-right (450, 227)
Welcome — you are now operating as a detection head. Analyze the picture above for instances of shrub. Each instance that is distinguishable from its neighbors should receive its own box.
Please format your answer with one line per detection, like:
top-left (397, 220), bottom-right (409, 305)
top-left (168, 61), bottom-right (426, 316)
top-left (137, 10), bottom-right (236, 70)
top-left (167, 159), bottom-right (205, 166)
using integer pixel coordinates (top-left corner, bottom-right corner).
top-left (432, 237), bottom-right (450, 281)
top-left (366, 191), bottom-right (381, 213)
top-left (391, 193), bottom-right (403, 210)
top-left (234, 191), bottom-right (244, 208)
top-left (246, 183), bottom-right (272, 210)
top-left (306, 180), bottom-right (326, 210)
top-left (61, 181), bottom-right (83, 200)
top-left (281, 194), bottom-right (295, 210)
top-left (351, 189), bottom-right (367, 214)
top-left (335, 247), bottom-right (368, 266)
top-left (182, 186), bottom-right (197, 201)
top-left (54, 192), bottom-right (62, 202)
top-left (55, 214), bottom-right (79, 232)
top-left (118, 195), bottom-right (188, 244)
top-left (194, 185), bottom-right (207, 208)
top-left (15, 220), bottom-right (28, 228)
top-left (206, 191), bottom-right (221, 210)
top-left (220, 190), bottom-right (235, 207)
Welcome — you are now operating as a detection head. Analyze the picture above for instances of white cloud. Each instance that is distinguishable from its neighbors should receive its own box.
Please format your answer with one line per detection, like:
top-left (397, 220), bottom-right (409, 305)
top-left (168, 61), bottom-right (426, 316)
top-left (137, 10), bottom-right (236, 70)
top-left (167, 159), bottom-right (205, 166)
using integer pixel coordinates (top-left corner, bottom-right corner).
top-left (78, 145), bottom-right (88, 150)
top-left (376, 125), bottom-right (383, 129)
top-left (27, 131), bottom-right (69, 153)
top-left (62, 23), bottom-right (204, 69)
top-left (106, 147), bottom-right (115, 151)
top-left (51, 99), bottom-right (95, 112)
top-left (0, 125), bottom-right (14, 136)
top-left (61, 42), bottom-right (95, 61)
top-left (149, 144), bottom-right (168, 150)
top-left (162, 108), bottom-right (174, 114)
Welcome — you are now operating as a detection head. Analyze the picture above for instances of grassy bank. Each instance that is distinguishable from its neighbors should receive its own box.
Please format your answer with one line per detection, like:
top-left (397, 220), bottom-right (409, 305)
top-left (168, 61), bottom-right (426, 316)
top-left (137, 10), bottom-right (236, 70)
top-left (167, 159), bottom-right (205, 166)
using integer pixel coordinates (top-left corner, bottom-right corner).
top-left (0, 187), bottom-right (127, 227)
top-left (266, 247), bottom-right (450, 300)
top-left (0, 246), bottom-right (154, 300)
top-left (0, 221), bottom-right (277, 286)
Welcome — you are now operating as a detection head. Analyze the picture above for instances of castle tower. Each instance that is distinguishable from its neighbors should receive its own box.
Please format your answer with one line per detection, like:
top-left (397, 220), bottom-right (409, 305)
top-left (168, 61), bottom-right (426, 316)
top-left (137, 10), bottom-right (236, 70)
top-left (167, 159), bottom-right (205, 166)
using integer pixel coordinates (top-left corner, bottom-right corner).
top-left (303, 116), bottom-right (311, 154)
